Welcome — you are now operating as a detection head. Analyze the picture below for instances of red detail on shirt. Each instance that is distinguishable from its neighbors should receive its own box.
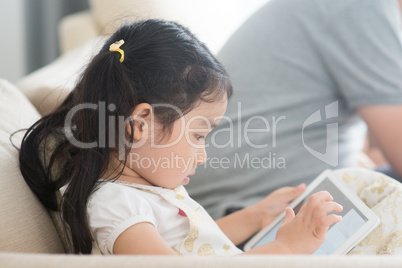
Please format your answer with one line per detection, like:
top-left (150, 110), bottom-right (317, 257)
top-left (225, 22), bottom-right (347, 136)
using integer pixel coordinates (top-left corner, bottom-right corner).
top-left (178, 208), bottom-right (187, 217)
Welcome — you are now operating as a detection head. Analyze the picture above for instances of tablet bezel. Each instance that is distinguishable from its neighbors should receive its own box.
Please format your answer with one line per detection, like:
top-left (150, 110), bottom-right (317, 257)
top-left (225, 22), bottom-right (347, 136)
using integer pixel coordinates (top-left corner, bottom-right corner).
top-left (243, 169), bottom-right (380, 254)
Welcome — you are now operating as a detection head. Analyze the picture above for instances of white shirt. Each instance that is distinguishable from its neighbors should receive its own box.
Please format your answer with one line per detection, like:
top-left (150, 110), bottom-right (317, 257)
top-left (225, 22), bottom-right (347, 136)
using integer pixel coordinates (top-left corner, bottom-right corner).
top-left (87, 182), bottom-right (189, 254)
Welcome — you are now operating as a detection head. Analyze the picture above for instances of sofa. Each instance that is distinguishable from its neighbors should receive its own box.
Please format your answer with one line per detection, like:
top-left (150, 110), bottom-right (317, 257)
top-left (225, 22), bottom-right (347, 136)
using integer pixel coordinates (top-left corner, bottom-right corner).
top-left (2, 0), bottom-right (402, 267)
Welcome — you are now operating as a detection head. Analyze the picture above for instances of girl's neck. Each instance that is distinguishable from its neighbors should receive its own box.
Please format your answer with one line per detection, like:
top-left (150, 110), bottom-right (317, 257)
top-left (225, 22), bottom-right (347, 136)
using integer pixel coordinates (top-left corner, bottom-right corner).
top-left (118, 172), bottom-right (153, 186)
top-left (103, 156), bottom-right (154, 187)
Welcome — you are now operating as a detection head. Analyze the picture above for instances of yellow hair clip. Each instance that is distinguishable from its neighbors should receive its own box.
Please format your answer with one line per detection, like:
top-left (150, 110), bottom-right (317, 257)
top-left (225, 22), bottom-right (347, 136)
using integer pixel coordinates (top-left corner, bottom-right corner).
top-left (109, 39), bottom-right (125, 63)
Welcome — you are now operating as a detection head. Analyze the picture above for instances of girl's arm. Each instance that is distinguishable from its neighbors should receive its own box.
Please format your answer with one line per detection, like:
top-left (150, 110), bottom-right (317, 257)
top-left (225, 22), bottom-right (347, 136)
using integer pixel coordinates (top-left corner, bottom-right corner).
top-left (216, 184), bottom-right (306, 245)
top-left (113, 222), bottom-right (176, 255)
top-left (114, 191), bottom-right (341, 255)
top-left (215, 204), bottom-right (262, 246)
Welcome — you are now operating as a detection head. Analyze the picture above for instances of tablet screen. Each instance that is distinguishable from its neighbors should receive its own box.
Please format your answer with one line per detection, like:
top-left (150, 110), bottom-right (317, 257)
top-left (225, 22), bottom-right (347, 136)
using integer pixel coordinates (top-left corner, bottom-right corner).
top-left (250, 177), bottom-right (369, 255)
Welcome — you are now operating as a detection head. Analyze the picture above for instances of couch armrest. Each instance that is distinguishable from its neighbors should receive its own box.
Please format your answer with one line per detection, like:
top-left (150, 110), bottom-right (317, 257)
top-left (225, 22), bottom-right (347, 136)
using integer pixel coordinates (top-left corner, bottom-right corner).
top-left (58, 11), bottom-right (100, 54)
top-left (1, 253), bottom-right (402, 268)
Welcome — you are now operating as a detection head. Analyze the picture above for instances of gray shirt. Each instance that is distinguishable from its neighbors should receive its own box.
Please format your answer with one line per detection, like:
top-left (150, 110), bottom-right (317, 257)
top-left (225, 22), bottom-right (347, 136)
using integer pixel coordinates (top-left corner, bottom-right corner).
top-left (186, 0), bottom-right (402, 219)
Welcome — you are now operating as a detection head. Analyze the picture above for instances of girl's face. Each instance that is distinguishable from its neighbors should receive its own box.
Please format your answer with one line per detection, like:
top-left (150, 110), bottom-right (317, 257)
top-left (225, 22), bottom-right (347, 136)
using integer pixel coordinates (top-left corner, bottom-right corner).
top-left (124, 97), bottom-right (228, 189)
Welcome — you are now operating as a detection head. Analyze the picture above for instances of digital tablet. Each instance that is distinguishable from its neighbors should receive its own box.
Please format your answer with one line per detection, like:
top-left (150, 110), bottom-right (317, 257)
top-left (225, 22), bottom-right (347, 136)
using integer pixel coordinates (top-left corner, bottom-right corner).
top-left (244, 170), bottom-right (380, 255)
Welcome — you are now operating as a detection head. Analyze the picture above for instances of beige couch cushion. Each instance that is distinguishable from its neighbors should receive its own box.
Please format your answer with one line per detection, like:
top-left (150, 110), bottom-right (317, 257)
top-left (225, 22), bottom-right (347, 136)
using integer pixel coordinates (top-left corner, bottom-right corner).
top-left (2, 253), bottom-right (402, 268)
top-left (0, 79), bottom-right (64, 253)
top-left (90, 0), bottom-right (179, 35)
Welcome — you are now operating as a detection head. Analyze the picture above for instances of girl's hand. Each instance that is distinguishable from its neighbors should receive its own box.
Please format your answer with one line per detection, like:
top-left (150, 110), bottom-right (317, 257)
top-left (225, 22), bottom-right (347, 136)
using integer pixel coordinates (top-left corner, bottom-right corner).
top-left (251, 184), bottom-right (306, 229)
top-left (216, 184), bottom-right (306, 245)
top-left (274, 191), bottom-right (343, 254)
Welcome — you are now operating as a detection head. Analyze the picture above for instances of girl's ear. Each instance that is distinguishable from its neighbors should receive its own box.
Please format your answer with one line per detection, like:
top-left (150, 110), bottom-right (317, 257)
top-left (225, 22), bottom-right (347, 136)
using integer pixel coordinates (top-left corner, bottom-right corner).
top-left (128, 103), bottom-right (152, 141)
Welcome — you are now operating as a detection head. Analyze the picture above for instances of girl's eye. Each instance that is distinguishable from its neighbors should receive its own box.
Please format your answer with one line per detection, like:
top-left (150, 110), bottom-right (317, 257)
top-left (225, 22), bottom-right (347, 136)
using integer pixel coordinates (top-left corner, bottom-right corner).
top-left (195, 134), bottom-right (205, 141)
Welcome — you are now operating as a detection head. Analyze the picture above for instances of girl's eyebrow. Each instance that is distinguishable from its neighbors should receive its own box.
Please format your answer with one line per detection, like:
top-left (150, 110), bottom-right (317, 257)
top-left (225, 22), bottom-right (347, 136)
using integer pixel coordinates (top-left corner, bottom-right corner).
top-left (198, 119), bottom-right (218, 129)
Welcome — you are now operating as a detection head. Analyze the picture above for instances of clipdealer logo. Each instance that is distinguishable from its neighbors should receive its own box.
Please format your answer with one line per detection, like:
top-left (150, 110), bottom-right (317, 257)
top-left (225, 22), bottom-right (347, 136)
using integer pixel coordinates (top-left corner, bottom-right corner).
top-left (302, 101), bottom-right (339, 167)
top-left (63, 101), bottom-right (339, 170)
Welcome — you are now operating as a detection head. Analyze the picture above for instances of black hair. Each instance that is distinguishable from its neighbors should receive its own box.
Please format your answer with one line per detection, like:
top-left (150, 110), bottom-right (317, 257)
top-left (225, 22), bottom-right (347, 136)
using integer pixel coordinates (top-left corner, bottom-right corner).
top-left (19, 19), bottom-right (232, 254)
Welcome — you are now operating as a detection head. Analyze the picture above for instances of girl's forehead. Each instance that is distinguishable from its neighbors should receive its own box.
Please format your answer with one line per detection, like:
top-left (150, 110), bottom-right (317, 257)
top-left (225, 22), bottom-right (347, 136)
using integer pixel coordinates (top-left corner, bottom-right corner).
top-left (183, 98), bottom-right (228, 128)
top-left (196, 97), bottom-right (227, 112)
top-left (189, 99), bottom-right (227, 117)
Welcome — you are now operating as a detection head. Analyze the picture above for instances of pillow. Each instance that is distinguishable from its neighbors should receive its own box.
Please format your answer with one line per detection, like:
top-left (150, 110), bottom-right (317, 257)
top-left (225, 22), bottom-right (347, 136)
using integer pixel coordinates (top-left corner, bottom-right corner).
top-left (0, 79), bottom-right (65, 253)
top-left (90, 0), bottom-right (178, 36)
top-left (334, 168), bottom-right (402, 255)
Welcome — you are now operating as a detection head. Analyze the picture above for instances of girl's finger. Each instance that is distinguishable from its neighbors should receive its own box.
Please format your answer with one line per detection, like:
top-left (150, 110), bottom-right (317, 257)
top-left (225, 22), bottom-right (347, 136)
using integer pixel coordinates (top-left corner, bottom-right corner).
top-left (280, 184), bottom-right (307, 201)
top-left (316, 214), bottom-right (343, 236)
top-left (300, 191), bottom-right (334, 216)
top-left (319, 201), bottom-right (343, 215)
top-left (281, 207), bottom-right (296, 226)
top-left (312, 201), bottom-right (343, 224)
top-left (313, 201), bottom-right (343, 237)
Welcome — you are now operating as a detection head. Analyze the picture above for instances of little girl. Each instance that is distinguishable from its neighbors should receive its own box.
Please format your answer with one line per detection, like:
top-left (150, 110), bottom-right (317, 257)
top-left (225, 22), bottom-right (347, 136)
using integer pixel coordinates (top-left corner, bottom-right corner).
top-left (19, 19), bottom-right (342, 255)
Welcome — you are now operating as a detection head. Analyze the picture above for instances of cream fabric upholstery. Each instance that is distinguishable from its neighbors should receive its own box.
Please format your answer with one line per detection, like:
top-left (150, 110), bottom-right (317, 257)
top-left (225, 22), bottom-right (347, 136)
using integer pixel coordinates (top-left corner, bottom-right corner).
top-left (58, 11), bottom-right (99, 54)
top-left (2, 253), bottom-right (402, 268)
top-left (0, 79), bottom-right (64, 253)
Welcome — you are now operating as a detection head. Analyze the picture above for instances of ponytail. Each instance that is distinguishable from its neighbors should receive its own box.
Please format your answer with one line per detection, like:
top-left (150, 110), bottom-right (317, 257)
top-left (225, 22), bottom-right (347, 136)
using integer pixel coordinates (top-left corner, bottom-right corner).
top-left (19, 50), bottom-right (135, 253)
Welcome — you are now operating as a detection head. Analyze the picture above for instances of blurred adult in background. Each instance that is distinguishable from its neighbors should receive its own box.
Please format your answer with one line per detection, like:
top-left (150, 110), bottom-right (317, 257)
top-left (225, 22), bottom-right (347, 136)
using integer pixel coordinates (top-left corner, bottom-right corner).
top-left (186, 0), bottom-right (402, 220)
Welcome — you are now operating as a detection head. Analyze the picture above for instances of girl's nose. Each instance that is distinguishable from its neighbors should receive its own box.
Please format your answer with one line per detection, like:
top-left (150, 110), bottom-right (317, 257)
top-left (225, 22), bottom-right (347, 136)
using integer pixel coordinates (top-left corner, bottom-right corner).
top-left (195, 148), bottom-right (207, 166)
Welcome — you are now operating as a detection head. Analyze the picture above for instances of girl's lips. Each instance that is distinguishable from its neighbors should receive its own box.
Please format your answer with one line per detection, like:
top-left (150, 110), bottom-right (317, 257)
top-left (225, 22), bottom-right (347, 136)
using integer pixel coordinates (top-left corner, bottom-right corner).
top-left (183, 176), bottom-right (190, 185)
